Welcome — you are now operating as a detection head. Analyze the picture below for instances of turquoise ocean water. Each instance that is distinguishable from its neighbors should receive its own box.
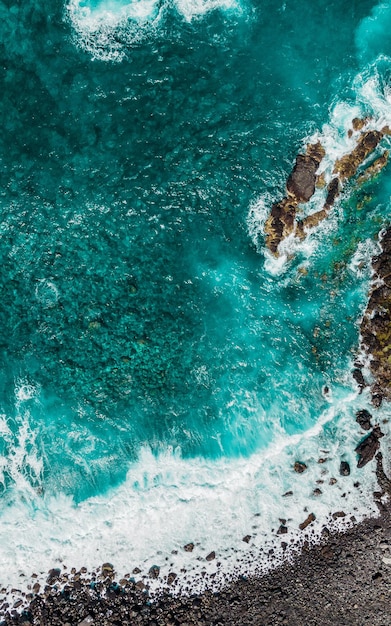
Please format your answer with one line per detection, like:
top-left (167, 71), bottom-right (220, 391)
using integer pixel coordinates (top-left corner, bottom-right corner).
top-left (1, 0), bottom-right (391, 600)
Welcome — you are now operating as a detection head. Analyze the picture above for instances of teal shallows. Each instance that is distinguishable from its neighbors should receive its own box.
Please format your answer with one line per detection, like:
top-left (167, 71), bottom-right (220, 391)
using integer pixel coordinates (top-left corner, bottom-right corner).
top-left (0, 0), bottom-right (385, 502)
top-left (356, 1), bottom-right (391, 63)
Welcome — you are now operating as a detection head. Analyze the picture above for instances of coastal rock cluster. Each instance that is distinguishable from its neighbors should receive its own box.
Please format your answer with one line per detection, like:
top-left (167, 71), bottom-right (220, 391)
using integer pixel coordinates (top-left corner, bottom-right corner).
top-left (3, 513), bottom-right (391, 625)
top-left (359, 227), bottom-right (391, 403)
top-left (264, 120), bottom-right (390, 256)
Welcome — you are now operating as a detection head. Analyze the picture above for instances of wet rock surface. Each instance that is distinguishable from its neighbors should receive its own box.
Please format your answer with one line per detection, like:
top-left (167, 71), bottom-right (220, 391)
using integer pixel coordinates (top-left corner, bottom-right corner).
top-left (356, 409), bottom-right (372, 431)
top-left (355, 427), bottom-right (384, 468)
top-left (264, 121), bottom-right (389, 256)
top-left (4, 512), bottom-right (391, 625)
top-left (360, 227), bottom-right (391, 402)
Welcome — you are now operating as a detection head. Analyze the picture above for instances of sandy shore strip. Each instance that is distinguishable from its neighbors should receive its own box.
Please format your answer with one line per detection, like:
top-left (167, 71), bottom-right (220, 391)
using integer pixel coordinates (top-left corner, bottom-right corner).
top-left (1, 501), bottom-right (391, 626)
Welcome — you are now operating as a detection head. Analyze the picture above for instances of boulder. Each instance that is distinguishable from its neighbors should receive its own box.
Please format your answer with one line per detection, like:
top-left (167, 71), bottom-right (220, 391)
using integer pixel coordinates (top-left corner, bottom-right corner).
top-left (352, 117), bottom-right (369, 132)
top-left (352, 368), bottom-right (366, 392)
top-left (299, 513), bottom-right (315, 530)
top-left (148, 565), bottom-right (160, 579)
top-left (46, 568), bottom-right (61, 585)
top-left (339, 461), bottom-right (350, 476)
top-left (355, 426), bottom-right (384, 468)
top-left (167, 572), bottom-right (177, 585)
top-left (294, 461), bottom-right (307, 473)
top-left (324, 177), bottom-right (340, 209)
top-left (355, 409), bottom-right (372, 431)
top-left (287, 154), bottom-right (320, 202)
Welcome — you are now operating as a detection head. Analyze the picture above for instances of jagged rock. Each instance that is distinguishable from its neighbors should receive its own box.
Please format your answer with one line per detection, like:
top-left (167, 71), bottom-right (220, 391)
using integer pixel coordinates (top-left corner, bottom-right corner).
top-left (355, 426), bottom-right (384, 468)
top-left (316, 172), bottom-right (326, 188)
top-left (286, 154), bottom-right (320, 203)
top-left (167, 572), bottom-right (177, 585)
top-left (339, 461), bottom-right (350, 476)
top-left (242, 535), bottom-right (251, 543)
top-left (306, 141), bottom-right (326, 164)
top-left (332, 511), bottom-right (346, 520)
top-left (355, 409), bottom-right (372, 431)
top-left (46, 568), bottom-right (61, 585)
top-left (360, 230), bottom-right (391, 402)
top-left (324, 177), bottom-right (340, 209)
top-left (299, 513), bottom-right (315, 530)
top-left (206, 551), bottom-right (216, 561)
top-left (357, 151), bottom-right (389, 183)
top-left (375, 451), bottom-right (391, 495)
top-left (183, 543), bottom-right (194, 552)
top-left (294, 461), bottom-right (307, 473)
top-left (264, 197), bottom-right (298, 255)
top-left (333, 130), bottom-right (384, 180)
top-left (352, 368), bottom-right (366, 392)
top-left (277, 525), bottom-right (288, 534)
top-left (352, 117), bottom-right (369, 132)
top-left (299, 208), bottom-right (328, 232)
top-left (101, 563), bottom-right (114, 579)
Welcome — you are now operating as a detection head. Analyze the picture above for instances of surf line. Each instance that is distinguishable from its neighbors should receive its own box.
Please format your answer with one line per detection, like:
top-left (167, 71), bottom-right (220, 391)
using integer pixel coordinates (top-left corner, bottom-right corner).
top-left (264, 118), bottom-right (390, 257)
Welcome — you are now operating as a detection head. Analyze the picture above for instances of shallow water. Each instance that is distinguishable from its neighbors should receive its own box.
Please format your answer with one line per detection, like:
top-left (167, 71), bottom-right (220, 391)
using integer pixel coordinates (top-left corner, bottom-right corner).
top-left (0, 0), bottom-right (391, 602)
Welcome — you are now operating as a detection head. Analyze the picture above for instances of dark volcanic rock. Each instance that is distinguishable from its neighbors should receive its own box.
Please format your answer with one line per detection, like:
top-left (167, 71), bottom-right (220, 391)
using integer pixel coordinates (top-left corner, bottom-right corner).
top-left (294, 461), bottom-right (307, 473)
top-left (299, 513), bottom-right (315, 530)
top-left (324, 177), bottom-right (340, 208)
top-left (46, 568), bottom-right (61, 585)
top-left (355, 426), bottom-right (384, 469)
top-left (352, 368), bottom-right (366, 392)
top-left (286, 154), bottom-right (319, 203)
top-left (360, 228), bottom-right (391, 402)
top-left (264, 197), bottom-right (298, 255)
top-left (149, 565), bottom-right (160, 579)
top-left (339, 461), bottom-right (350, 476)
top-left (355, 409), bottom-right (372, 431)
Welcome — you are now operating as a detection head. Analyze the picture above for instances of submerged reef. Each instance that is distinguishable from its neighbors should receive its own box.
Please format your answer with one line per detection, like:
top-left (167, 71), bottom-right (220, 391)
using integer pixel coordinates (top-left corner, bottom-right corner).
top-left (264, 120), bottom-right (390, 256)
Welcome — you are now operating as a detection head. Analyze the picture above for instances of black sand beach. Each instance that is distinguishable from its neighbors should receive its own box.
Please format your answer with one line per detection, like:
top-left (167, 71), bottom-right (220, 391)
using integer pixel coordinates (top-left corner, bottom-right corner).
top-left (2, 501), bottom-right (391, 626)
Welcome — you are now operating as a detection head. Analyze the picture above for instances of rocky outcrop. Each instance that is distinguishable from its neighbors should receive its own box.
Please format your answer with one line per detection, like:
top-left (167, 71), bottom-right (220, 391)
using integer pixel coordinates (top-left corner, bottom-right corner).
top-left (360, 228), bottom-right (391, 403)
top-left (264, 141), bottom-right (325, 255)
top-left (355, 427), bottom-right (384, 469)
top-left (264, 197), bottom-right (298, 255)
top-left (287, 147), bottom-right (325, 202)
top-left (333, 130), bottom-right (384, 180)
top-left (357, 151), bottom-right (389, 183)
top-left (264, 121), bottom-right (389, 257)
top-left (355, 409), bottom-right (372, 431)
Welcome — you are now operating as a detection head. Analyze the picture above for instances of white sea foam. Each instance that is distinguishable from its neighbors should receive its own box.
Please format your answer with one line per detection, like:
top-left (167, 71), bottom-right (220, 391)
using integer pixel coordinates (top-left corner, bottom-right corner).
top-left (0, 379), bottom-right (387, 610)
top-left (67, 0), bottom-right (240, 60)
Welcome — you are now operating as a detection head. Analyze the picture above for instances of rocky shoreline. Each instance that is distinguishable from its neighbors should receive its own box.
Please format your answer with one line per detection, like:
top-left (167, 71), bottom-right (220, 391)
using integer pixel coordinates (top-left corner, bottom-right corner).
top-left (358, 226), bottom-right (391, 405)
top-left (4, 119), bottom-right (391, 626)
top-left (2, 507), bottom-right (391, 625)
